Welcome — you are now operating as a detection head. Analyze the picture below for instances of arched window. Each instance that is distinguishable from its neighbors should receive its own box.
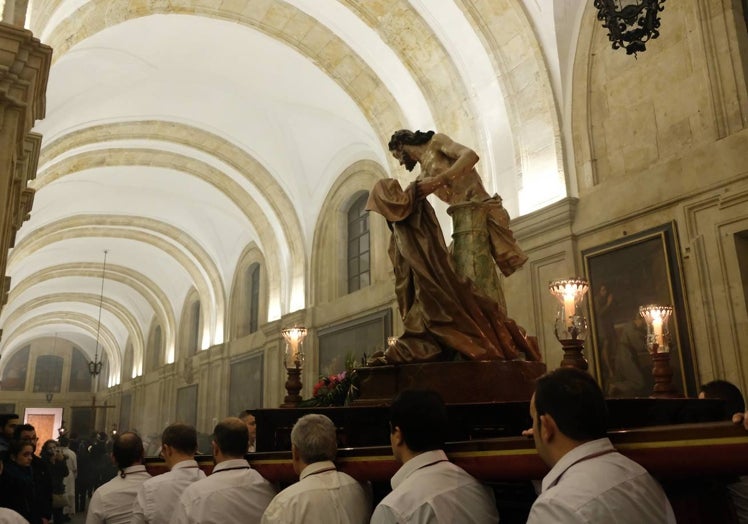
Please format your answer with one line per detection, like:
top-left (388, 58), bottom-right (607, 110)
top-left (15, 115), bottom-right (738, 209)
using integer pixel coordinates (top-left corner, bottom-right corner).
top-left (148, 325), bottom-right (162, 371)
top-left (1, 346), bottom-right (29, 391)
top-left (121, 342), bottom-right (134, 383)
top-left (248, 263), bottom-right (260, 334)
top-left (188, 301), bottom-right (201, 355)
top-left (347, 193), bottom-right (370, 293)
top-left (71, 347), bottom-right (93, 392)
top-left (33, 355), bottom-right (63, 393)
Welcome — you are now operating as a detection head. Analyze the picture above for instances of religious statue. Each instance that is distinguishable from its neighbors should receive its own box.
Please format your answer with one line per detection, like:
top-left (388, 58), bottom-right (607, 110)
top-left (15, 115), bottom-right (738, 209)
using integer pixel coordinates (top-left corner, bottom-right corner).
top-left (366, 130), bottom-right (541, 364)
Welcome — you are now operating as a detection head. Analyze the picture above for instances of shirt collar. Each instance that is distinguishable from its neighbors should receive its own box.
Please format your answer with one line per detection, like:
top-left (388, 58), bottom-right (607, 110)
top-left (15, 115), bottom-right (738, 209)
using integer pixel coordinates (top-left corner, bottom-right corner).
top-left (391, 449), bottom-right (448, 489)
top-left (122, 465), bottom-right (148, 475)
top-left (541, 437), bottom-right (615, 492)
top-left (171, 459), bottom-right (199, 470)
top-left (212, 458), bottom-right (250, 472)
top-left (299, 460), bottom-right (337, 480)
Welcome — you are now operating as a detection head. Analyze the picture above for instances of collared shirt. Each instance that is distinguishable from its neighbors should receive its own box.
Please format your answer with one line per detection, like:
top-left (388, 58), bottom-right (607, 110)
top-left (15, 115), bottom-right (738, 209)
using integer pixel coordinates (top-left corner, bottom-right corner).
top-left (527, 438), bottom-right (676, 524)
top-left (130, 460), bottom-right (205, 524)
top-left (86, 465), bottom-right (151, 524)
top-left (169, 458), bottom-right (276, 524)
top-left (0, 507), bottom-right (29, 524)
top-left (371, 449), bottom-right (498, 524)
top-left (261, 460), bottom-right (371, 524)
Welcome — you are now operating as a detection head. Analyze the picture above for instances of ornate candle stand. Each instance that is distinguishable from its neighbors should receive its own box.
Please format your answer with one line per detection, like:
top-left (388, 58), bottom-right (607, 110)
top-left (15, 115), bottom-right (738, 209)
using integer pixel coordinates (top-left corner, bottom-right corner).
top-left (549, 278), bottom-right (590, 372)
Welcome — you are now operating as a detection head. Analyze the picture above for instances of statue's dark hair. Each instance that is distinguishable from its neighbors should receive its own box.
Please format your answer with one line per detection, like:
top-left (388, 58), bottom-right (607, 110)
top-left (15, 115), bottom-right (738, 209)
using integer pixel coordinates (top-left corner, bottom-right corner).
top-left (388, 129), bottom-right (435, 151)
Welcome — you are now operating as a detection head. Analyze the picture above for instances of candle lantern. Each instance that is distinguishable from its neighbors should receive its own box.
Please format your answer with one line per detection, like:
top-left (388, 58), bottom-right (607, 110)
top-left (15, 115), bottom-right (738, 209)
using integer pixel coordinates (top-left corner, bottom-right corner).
top-left (639, 305), bottom-right (681, 398)
top-left (280, 326), bottom-right (307, 407)
top-left (549, 278), bottom-right (590, 371)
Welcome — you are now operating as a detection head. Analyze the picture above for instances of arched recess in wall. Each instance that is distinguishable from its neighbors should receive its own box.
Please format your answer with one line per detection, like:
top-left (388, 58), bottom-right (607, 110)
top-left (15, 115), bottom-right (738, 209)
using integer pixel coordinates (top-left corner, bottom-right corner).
top-left (121, 340), bottom-right (134, 383)
top-left (311, 160), bottom-right (390, 305)
top-left (228, 244), bottom-right (267, 341)
top-left (146, 320), bottom-right (163, 373)
top-left (179, 289), bottom-right (202, 359)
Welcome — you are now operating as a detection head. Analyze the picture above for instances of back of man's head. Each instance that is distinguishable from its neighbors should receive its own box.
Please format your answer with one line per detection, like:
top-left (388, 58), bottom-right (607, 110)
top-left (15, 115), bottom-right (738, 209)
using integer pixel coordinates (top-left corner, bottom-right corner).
top-left (58, 435), bottom-right (70, 447)
top-left (291, 414), bottom-right (337, 464)
top-left (162, 423), bottom-right (198, 455)
top-left (390, 389), bottom-right (447, 452)
top-left (700, 380), bottom-right (745, 419)
top-left (112, 432), bottom-right (144, 473)
top-left (213, 417), bottom-right (248, 458)
top-left (534, 368), bottom-right (608, 442)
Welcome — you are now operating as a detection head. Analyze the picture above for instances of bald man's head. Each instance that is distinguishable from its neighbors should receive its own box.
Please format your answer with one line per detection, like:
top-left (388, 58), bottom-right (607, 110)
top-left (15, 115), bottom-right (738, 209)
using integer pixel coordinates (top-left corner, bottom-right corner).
top-left (112, 432), bottom-right (144, 470)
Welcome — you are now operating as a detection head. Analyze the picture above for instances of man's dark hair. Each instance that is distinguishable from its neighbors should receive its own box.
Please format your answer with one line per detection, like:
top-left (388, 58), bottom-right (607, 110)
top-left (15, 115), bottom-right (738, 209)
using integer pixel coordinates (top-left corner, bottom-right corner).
top-left (58, 435), bottom-right (70, 447)
top-left (389, 389), bottom-right (447, 452)
top-left (388, 129), bottom-right (435, 151)
top-left (0, 413), bottom-right (19, 429)
top-left (162, 423), bottom-right (198, 455)
top-left (213, 418), bottom-right (248, 458)
top-left (8, 438), bottom-right (33, 459)
top-left (112, 432), bottom-right (144, 476)
top-left (700, 380), bottom-right (745, 419)
top-left (534, 368), bottom-right (609, 441)
top-left (13, 423), bottom-right (35, 441)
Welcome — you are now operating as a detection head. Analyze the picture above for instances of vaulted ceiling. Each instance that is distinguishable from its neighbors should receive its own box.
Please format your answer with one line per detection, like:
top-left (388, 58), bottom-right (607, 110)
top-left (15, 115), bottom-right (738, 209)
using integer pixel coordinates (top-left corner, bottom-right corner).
top-left (0, 0), bottom-right (588, 385)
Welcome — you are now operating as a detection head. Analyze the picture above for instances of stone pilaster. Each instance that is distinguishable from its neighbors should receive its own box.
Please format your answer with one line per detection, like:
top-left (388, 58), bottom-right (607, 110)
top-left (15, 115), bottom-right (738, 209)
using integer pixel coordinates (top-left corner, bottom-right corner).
top-left (0, 22), bottom-right (51, 312)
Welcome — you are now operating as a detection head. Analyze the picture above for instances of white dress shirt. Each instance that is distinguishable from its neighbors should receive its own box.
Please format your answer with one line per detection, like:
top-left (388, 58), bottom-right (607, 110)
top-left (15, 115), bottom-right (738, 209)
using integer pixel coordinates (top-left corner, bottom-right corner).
top-left (169, 458), bottom-right (276, 524)
top-left (86, 465), bottom-right (152, 524)
top-left (61, 446), bottom-right (78, 514)
top-left (527, 438), bottom-right (676, 524)
top-left (0, 507), bottom-right (29, 524)
top-left (130, 459), bottom-right (206, 524)
top-left (261, 460), bottom-right (371, 524)
top-left (371, 449), bottom-right (498, 524)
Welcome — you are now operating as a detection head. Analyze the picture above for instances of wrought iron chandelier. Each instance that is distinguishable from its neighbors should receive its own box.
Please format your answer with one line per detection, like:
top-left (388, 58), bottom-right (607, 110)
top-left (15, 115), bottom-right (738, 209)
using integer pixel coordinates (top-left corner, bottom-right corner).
top-left (594, 0), bottom-right (666, 55)
top-left (88, 250), bottom-right (108, 377)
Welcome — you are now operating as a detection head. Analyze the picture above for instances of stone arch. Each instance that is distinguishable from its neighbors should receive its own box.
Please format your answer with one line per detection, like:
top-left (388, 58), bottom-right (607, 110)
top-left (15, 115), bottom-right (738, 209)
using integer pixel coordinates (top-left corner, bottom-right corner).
top-left (38, 120), bottom-right (307, 318)
top-left (6, 263), bottom-right (177, 367)
top-left (34, 2), bottom-right (408, 165)
top-left (457, 0), bottom-right (567, 213)
top-left (2, 292), bottom-right (145, 379)
top-left (311, 159), bottom-right (390, 305)
top-left (145, 318), bottom-right (163, 373)
top-left (0, 312), bottom-right (121, 387)
top-left (7, 216), bottom-right (221, 348)
top-left (228, 243), bottom-right (268, 341)
top-left (178, 288), bottom-right (202, 358)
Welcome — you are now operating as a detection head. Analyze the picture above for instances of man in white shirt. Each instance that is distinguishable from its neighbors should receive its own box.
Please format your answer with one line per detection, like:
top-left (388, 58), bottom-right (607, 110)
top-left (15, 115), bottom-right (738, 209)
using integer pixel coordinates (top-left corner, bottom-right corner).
top-left (238, 410), bottom-right (257, 453)
top-left (371, 390), bottom-right (498, 524)
top-left (59, 435), bottom-right (78, 520)
top-left (170, 417), bottom-right (276, 524)
top-left (86, 432), bottom-right (151, 524)
top-left (261, 414), bottom-right (371, 523)
top-left (131, 423), bottom-right (205, 524)
top-left (526, 367), bottom-right (676, 523)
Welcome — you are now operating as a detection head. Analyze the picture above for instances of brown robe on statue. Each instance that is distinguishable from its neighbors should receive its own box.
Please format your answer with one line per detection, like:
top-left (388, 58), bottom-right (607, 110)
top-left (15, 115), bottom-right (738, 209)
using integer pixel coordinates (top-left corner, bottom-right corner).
top-left (366, 178), bottom-right (541, 363)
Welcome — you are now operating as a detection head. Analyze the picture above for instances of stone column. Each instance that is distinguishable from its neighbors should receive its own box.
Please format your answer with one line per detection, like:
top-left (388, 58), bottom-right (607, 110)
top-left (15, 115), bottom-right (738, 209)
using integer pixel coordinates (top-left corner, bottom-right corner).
top-left (447, 201), bottom-right (506, 317)
top-left (0, 23), bottom-right (51, 310)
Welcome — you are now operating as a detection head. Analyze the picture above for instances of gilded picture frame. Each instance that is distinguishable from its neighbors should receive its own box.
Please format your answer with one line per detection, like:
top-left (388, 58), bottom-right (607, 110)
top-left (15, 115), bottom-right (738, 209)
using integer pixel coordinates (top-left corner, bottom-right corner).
top-left (582, 222), bottom-right (696, 397)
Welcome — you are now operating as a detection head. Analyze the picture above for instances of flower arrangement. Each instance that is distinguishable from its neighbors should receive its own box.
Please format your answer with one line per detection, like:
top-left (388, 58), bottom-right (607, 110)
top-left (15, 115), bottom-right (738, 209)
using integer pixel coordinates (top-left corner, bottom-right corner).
top-left (299, 354), bottom-right (360, 407)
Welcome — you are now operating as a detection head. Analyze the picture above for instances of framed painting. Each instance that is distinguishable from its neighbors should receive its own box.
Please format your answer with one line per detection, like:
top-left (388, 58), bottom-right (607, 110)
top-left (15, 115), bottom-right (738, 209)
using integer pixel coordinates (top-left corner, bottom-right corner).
top-left (582, 222), bottom-right (696, 398)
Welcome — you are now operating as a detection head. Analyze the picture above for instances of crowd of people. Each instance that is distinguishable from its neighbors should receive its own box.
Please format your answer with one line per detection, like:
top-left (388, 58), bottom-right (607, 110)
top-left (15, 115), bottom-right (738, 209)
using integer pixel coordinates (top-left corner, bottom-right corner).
top-left (0, 418), bottom-right (118, 524)
top-left (1, 370), bottom-right (747, 523)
